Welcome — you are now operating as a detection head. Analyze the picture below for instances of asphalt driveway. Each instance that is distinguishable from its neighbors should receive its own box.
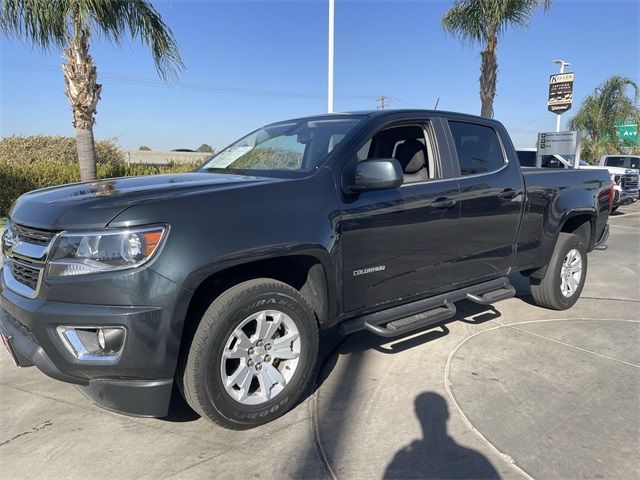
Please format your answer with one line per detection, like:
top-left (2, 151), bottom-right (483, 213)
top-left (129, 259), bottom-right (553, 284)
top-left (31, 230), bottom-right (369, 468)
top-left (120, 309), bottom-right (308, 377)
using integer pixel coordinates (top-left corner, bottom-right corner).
top-left (1, 203), bottom-right (638, 479)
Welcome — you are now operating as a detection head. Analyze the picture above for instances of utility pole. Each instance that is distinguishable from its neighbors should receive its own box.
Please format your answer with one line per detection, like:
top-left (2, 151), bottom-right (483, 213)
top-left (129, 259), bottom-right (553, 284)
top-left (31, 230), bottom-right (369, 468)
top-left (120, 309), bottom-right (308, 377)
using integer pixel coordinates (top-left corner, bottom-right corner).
top-left (377, 95), bottom-right (389, 110)
top-left (553, 59), bottom-right (571, 132)
top-left (327, 0), bottom-right (334, 113)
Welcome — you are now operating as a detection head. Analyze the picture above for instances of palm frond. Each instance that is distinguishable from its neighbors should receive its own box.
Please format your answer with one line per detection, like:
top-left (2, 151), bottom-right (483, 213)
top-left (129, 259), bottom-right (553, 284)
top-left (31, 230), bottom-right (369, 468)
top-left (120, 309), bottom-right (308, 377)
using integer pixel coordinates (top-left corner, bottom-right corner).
top-left (442, 0), bottom-right (553, 45)
top-left (75, 0), bottom-right (184, 83)
top-left (442, 0), bottom-right (486, 45)
top-left (0, 0), bottom-right (68, 49)
top-left (1, 0), bottom-right (183, 83)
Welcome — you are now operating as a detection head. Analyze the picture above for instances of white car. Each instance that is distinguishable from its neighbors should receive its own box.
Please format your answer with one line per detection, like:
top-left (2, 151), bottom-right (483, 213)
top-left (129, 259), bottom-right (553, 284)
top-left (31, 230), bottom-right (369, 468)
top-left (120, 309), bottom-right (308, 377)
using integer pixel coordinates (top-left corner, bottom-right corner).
top-left (516, 148), bottom-right (639, 210)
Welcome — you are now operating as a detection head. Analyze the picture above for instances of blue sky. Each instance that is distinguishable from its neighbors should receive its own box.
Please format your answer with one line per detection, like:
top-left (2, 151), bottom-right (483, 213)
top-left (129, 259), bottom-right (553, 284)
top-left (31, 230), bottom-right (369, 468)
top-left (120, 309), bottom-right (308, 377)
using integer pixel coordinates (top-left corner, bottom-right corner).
top-left (1, 0), bottom-right (638, 151)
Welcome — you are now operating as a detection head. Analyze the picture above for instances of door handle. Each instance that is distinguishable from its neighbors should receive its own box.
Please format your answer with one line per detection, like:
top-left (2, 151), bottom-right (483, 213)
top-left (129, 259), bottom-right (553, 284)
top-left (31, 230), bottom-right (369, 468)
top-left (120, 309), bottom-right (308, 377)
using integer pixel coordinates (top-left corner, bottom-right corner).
top-left (499, 188), bottom-right (518, 200)
top-left (431, 198), bottom-right (456, 209)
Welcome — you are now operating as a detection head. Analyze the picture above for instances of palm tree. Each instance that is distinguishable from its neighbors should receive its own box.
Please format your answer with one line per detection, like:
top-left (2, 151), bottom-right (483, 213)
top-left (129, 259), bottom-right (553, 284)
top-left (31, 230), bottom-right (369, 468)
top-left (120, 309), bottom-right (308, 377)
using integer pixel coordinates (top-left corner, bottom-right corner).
top-left (0, 0), bottom-right (183, 181)
top-left (442, 0), bottom-right (552, 118)
top-left (568, 76), bottom-right (640, 160)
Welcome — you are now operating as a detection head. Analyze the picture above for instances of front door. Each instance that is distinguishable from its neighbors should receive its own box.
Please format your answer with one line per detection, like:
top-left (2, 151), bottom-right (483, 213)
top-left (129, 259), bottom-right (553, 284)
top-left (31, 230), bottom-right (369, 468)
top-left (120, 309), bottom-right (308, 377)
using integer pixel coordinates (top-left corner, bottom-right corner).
top-left (338, 120), bottom-right (462, 312)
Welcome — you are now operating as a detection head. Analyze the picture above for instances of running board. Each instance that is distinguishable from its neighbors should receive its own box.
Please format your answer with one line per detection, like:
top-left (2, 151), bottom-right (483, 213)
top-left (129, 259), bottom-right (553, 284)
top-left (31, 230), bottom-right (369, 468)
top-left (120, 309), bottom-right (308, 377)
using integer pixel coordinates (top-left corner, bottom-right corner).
top-left (338, 277), bottom-right (514, 337)
top-left (365, 301), bottom-right (456, 338)
top-left (466, 282), bottom-right (515, 305)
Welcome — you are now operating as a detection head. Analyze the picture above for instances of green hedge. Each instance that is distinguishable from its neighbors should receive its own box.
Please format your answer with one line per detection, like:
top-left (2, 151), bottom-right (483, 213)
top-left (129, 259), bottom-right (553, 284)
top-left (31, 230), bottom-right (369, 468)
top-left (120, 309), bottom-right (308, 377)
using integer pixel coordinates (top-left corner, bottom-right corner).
top-left (0, 135), bottom-right (199, 216)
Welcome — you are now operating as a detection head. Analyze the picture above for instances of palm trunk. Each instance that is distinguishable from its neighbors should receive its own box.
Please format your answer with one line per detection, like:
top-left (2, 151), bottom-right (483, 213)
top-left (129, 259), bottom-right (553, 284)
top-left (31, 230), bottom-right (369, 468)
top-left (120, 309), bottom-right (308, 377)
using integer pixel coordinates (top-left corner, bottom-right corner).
top-left (75, 128), bottom-right (97, 180)
top-left (62, 20), bottom-right (102, 182)
top-left (479, 36), bottom-right (498, 118)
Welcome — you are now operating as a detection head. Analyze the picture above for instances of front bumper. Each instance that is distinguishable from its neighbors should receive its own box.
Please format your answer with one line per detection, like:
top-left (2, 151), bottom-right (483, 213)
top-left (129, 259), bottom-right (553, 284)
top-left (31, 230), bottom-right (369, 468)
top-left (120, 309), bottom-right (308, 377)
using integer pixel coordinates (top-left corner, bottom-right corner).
top-left (0, 272), bottom-right (182, 418)
top-left (614, 189), bottom-right (639, 207)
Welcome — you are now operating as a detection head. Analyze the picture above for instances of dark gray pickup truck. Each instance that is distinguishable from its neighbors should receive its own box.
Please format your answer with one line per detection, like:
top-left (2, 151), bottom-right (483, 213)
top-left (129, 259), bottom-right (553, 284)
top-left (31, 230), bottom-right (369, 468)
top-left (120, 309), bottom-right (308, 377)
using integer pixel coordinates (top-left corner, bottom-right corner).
top-left (1, 110), bottom-right (612, 429)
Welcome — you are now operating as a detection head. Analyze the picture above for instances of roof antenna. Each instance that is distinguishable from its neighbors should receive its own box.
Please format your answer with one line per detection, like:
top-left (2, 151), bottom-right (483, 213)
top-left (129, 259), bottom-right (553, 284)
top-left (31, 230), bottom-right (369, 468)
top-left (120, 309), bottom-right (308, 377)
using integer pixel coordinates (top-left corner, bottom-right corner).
top-left (434, 97), bottom-right (440, 110)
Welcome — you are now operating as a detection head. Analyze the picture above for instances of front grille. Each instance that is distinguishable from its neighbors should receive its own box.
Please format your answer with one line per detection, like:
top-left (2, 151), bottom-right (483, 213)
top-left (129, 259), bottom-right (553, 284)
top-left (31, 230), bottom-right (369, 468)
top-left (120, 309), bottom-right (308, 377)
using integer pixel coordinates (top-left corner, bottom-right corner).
top-left (12, 223), bottom-right (57, 246)
top-left (10, 260), bottom-right (41, 291)
top-left (621, 175), bottom-right (639, 191)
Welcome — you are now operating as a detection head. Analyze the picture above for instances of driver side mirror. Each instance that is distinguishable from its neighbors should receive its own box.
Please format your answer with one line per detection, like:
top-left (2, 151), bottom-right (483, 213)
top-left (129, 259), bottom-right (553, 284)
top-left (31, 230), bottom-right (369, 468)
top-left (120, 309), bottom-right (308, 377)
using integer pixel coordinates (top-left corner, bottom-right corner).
top-left (345, 158), bottom-right (404, 193)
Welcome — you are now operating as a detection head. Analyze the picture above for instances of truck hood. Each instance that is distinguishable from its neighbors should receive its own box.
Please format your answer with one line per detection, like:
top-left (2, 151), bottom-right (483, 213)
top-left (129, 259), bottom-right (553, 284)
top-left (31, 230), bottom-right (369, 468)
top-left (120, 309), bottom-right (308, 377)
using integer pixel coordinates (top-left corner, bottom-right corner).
top-left (9, 172), bottom-right (279, 230)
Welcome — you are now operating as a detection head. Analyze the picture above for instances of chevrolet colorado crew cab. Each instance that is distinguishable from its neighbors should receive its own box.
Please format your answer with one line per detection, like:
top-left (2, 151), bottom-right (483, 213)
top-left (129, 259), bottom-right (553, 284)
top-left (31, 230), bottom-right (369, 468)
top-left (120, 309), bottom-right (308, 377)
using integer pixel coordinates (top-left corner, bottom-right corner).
top-left (1, 110), bottom-right (612, 429)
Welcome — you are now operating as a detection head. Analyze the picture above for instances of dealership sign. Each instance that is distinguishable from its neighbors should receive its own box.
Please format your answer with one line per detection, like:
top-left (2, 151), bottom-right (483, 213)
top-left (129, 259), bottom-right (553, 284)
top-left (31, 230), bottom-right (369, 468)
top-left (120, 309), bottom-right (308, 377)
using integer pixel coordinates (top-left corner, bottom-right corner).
top-left (548, 72), bottom-right (574, 114)
top-left (538, 131), bottom-right (581, 157)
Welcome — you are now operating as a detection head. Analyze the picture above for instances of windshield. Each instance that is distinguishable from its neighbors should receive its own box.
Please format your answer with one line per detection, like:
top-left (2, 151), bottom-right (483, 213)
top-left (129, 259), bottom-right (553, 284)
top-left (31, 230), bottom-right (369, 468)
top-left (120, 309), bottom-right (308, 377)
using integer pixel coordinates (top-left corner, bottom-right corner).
top-left (201, 117), bottom-right (363, 174)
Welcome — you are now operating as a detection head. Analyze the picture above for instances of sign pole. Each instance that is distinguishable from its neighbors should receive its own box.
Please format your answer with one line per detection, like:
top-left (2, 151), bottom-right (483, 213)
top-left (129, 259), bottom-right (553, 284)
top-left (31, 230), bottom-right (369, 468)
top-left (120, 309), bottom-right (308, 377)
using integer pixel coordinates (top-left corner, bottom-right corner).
top-left (556, 62), bottom-right (566, 132)
top-left (327, 0), bottom-right (334, 113)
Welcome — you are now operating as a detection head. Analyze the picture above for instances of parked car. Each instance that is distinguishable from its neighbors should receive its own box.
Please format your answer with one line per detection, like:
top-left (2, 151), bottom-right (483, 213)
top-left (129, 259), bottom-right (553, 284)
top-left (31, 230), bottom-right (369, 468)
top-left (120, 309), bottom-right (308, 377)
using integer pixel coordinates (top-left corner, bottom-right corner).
top-left (2, 110), bottom-right (612, 429)
top-left (516, 148), bottom-right (639, 211)
top-left (516, 147), bottom-right (569, 169)
top-left (599, 155), bottom-right (640, 171)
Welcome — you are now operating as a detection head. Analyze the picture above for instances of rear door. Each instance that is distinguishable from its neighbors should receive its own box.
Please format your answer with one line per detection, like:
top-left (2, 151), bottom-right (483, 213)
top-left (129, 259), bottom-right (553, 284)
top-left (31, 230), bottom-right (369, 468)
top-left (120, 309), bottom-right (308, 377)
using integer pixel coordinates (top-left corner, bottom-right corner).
top-left (445, 118), bottom-right (525, 285)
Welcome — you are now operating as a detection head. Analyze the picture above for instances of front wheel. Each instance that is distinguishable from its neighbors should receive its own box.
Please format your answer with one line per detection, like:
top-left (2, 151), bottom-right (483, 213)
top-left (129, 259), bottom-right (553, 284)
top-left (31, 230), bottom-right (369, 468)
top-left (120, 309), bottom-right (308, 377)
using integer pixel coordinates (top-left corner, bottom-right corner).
top-left (182, 279), bottom-right (319, 429)
top-left (530, 233), bottom-right (587, 310)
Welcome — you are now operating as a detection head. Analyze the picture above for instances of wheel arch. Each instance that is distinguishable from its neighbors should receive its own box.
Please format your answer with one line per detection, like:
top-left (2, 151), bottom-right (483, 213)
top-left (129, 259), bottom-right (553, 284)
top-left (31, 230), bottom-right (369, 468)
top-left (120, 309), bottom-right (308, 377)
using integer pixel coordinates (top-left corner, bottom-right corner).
top-left (559, 212), bottom-right (595, 251)
top-left (524, 210), bottom-right (595, 280)
top-left (175, 250), bottom-right (335, 373)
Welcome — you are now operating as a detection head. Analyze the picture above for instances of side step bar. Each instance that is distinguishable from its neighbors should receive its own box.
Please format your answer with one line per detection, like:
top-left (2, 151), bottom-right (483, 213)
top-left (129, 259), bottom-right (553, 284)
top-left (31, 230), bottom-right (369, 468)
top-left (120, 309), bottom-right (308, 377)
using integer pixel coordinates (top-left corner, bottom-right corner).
top-left (466, 280), bottom-right (515, 305)
top-left (338, 277), bottom-right (515, 338)
top-left (365, 301), bottom-right (456, 338)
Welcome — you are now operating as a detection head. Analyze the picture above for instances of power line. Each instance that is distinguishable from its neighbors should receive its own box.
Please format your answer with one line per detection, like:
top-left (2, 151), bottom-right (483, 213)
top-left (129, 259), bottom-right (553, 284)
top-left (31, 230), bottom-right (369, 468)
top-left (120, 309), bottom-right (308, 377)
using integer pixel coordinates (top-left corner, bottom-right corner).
top-left (389, 96), bottom-right (421, 109)
top-left (2, 59), bottom-right (377, 101)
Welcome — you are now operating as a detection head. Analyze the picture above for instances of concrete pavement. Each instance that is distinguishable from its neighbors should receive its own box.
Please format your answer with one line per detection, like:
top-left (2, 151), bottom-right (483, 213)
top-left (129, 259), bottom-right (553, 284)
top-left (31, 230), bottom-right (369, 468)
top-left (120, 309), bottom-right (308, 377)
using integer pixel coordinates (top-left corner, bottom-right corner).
top-left (1, 203), bottom-right (639, 479)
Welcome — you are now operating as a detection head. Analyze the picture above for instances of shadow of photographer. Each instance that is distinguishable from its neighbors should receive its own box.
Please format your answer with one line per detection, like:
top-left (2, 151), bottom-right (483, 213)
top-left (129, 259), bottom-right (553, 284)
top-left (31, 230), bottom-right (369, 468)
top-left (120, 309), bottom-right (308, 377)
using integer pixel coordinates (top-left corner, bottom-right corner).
top-left (384, 392), bottom-right (500, 479)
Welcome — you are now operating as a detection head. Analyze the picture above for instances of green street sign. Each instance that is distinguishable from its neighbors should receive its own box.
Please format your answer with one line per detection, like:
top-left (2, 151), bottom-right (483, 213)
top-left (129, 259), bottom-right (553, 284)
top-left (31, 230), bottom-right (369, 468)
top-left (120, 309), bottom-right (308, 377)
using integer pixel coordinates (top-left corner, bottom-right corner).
top-left (616, 123), bottom-right (639, 144)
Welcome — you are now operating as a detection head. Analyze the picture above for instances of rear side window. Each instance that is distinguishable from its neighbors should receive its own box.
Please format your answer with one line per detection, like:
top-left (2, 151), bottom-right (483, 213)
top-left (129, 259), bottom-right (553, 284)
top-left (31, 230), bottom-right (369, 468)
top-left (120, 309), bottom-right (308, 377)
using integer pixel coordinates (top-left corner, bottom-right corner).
top-left (605, 156), bottom-right (640, 169)
top-left (541, 156), bottom-right (565, 168)
top-left (604, 157), bottom-right (625, 167)
top-left (449, 121), bottom-right (505, 175)
top-left (517, 151), bottom-right (536, 167)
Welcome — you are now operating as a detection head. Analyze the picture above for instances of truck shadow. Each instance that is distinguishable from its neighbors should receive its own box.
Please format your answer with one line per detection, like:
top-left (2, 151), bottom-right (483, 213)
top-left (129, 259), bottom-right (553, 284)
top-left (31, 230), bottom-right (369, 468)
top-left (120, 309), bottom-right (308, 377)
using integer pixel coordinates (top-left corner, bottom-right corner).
top-left (316, 300), bottom-right (501, 387)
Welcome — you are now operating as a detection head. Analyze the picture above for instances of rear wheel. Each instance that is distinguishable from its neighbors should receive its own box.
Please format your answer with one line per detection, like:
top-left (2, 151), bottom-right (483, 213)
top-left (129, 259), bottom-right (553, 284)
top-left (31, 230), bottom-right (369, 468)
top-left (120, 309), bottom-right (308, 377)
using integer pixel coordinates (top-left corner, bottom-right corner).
top-left (530, 233), bottom-right (587, 310)
top-left (182, 279), bottom-right (319, 429)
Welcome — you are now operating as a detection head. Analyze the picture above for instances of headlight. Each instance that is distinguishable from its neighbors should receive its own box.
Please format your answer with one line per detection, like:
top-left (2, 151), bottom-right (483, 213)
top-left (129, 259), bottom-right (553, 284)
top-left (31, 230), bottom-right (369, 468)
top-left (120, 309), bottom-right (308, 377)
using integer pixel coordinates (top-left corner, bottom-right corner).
top-left (1, 220), bottom-right (16, 255)
top-left (47, 225), bottom-right (167, 277)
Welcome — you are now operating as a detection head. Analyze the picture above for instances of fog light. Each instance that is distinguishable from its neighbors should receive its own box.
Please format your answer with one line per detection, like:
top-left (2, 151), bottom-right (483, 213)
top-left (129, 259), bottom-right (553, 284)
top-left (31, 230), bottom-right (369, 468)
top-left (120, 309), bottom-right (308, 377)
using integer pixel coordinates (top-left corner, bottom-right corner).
top-left (57, 326), bottom-right (125, 362)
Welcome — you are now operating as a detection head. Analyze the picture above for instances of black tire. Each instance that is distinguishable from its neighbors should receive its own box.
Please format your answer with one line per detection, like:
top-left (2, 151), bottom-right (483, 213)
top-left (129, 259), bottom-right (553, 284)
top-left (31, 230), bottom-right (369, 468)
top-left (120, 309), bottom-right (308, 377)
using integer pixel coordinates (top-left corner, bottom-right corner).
top-left (611, 206), bottom-right (618, 212)
top-left (182, 278), bottom-right (319, 429)
top-left (530, 233), bottom-right (587, 310)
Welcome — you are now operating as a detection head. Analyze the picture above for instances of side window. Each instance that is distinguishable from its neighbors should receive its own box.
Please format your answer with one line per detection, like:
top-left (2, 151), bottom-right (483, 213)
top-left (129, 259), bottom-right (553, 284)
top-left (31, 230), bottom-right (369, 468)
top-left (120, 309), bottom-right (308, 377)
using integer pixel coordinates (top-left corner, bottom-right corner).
top-left (517, 151), bottom-right (536, 167)
top-left (354, 124), bottom-right (438, 183)
top-left (356, 139), bottom-right (372, 161)
top-left (449, 121), bottom-right (506, 176)
top-left (605, 157), bottom-right (624, 167)
top-left (541, 156), bottom-right (564, 169)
